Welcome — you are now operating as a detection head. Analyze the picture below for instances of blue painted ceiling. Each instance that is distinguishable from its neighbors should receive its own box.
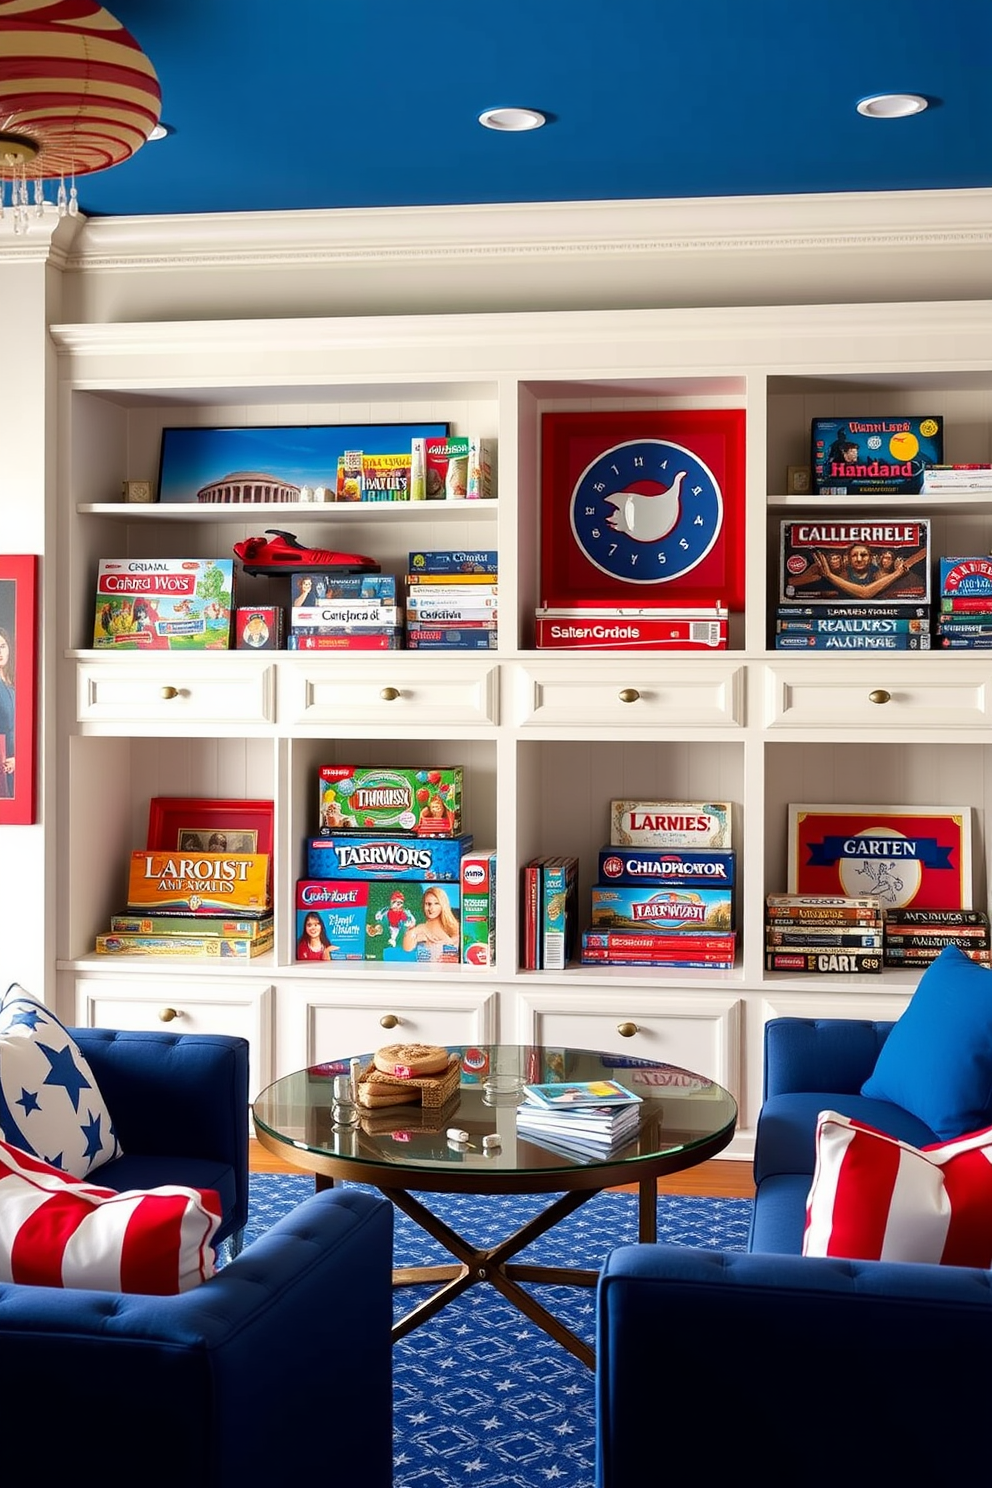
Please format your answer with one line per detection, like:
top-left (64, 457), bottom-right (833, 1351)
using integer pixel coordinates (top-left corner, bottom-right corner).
top-left (71, 0), bottom-right (991, 219)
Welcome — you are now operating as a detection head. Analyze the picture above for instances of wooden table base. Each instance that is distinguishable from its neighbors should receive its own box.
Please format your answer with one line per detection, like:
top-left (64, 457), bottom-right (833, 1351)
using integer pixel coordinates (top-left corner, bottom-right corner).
top-left (379, 1176), bottom-right (659, 1370)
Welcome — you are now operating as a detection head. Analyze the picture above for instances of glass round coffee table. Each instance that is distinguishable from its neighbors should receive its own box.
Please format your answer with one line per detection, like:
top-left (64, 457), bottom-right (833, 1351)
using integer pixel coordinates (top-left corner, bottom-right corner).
top-left (253, 1044), bottom-right (737, 1368)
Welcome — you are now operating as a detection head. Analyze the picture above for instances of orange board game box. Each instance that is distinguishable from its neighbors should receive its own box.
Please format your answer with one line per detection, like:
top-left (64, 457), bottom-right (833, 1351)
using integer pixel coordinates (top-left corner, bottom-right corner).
top-left (126, 851), bottom-right (271, 914)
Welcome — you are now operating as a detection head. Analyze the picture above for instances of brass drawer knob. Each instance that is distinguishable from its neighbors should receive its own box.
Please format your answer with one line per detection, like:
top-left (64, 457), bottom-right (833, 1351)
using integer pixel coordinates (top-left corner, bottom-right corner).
top-left (617, 1021), bottom-right (638, 1038)
top-left (868, 689), bottom-right (891, 705)
top-left (379, 1013), bottom-right (399, 1029)
top-left (158, 1006), bottom-right (181, 1022)
top-left (618, 688), bottom-right (640, 704)
top-left (160, 686), bottom-right (179, 700)
top-left (380, 687), bottom-right (400, 701)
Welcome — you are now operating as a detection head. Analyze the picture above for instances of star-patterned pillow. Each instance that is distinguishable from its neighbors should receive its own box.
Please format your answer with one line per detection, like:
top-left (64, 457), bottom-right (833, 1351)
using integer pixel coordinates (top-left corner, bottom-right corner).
top-left (0, 984), bottom-right (121, 1178)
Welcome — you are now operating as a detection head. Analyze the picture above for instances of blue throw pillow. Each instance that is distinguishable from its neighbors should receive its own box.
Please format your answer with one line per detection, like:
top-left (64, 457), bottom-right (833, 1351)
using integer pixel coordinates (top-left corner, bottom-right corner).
top-left (861, 944), bottom-right (992, 1139)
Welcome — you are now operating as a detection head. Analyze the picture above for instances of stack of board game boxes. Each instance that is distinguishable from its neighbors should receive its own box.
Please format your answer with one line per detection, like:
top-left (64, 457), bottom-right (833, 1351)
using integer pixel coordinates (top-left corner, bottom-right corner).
top-left (521, 856), bottom-right (580, 970)
top-left (935, 557), bottom-right (992, 650)
top-left (882, 907), bottom-right (991, 967)
top-left (287, 570), bottom-right (404, 651)
top-left (775, 518), bottom-right (932, 650)
top-left (298, 764), bottom-right (494, 966)
top-left (405, 549), bottom-right (497, 650)
top-left (764, 894), bottom-right (883, 974)
top-left (515, 1078), bottom-right (642, 1161)
top-left (580, 801), bottom-right (735, 969)
top-left (96, 847), bottom-right (273, 958)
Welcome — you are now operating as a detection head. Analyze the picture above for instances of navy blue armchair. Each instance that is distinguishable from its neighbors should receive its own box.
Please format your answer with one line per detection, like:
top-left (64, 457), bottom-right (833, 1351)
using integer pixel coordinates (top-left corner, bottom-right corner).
top-left (71, 1027), bottom-right (250, 1248)
top-left (596, 1018), bottom-right (992, 1486)
top-left (0, 1028), bottom-right (395, 1486)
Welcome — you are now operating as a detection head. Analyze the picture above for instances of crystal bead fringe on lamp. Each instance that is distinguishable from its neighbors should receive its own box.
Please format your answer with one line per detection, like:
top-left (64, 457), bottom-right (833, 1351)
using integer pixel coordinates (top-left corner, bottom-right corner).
top-left (0, 0), bottom-right (161, 233)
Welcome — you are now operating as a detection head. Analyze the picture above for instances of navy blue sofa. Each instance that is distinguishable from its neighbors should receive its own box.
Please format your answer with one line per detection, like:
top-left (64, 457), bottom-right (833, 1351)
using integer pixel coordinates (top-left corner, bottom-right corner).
top-left (596, 1017), bottom-right (992, 1486)
top-left (0, 1028), bottom-right (395, 1487)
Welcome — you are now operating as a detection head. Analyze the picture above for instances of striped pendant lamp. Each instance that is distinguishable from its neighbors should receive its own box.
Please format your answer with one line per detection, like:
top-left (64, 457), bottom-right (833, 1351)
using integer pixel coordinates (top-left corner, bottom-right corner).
top-left (0, 0), bottom-right (160, 225)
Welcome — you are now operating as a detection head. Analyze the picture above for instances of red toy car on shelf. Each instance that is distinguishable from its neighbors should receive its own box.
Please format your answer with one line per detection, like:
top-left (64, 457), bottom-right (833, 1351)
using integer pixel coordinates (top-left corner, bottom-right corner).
top-left (232, 529), bottom-right (380, 577)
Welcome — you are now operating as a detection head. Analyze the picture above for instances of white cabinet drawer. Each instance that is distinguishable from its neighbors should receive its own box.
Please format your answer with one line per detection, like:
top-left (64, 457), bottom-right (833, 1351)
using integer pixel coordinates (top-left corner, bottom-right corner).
top-left (765, 660), bottom-right (992, 729)
top-left (511, 660), bottom-right (745, 729)
top-left (73, 976), bottom-right (273, 1094)
top-left (280, 656), bottom-right (499, 727)
top-left (275, 984), bottom-right (499, 1074)
top-left (76, 659), bottom-right (275, 726)
top-left (512, 990), bottom-right (742, 1096)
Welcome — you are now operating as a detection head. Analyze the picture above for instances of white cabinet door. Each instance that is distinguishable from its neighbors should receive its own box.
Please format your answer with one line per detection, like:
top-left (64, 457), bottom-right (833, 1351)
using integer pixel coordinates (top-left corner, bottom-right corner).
top-left (274, 981), bottom-right (500, 1075)
top-left (77, 660), bottom-right (276, 727)
top-left (280, 656), bottom-right (500, 727)
top-left (764, 661), bottom-right (992, 729)
top-left (511, 989), bottom-right (743, 1097)
top-left (511, 660), bottom-right (746, 729)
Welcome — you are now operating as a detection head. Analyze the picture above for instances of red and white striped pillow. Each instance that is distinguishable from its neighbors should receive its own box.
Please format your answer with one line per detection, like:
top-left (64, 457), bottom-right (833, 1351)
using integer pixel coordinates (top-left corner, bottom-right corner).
top-left (803, 1110), bottom-right (992, 1267)
top-left (0, 1139), bottom-right (221, 1292)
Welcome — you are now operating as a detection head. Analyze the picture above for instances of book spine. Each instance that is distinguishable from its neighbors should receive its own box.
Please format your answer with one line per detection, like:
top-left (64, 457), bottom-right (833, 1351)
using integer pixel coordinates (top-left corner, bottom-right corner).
top-left (405, 630), bottom-right (498, 649)
top-left (765, 949), bottom-right (883, 973)
top-left (541, 856), bottom-right (578, 971)
top-left (936, 635), bottom-right (992, 648)
top-left (405, 573), bottom-right (500, 585)
top-left (776, 617), bottom-right (928, 634)
top-left (766, 910), bottom-right (883, 926)
top-left (405, 584), bottom-right (499, 600)
top-left (886, 940), bottom-right (987, 952)
top-left (765, 929), bottom-right (884, 948)
top-left (885, 947), bottom-right (990, 963)
top-left (766, 893), bottom-right (881, 909)
top-left (286, 633), bottom-right (403, 650)
top-left (884, 908), bottom-right (988, 925)
top-left (776, 603), bottom-right (931, 619)
top-left (291, 605), bottom-right (404, 627)
top-left (775, 632), bottom-right (931, 650)
top-left (522, 862), bottom-right (540, 970)
top-left (885, 928), bottom-right (990, 944)
top-left (940, 595), bottom-right (992, 612)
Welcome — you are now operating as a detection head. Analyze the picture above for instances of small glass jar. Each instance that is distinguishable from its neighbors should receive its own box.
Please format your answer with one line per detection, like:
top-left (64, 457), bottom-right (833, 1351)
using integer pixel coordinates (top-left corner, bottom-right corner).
top-left (332, 1073), bottom-right (359, 1126)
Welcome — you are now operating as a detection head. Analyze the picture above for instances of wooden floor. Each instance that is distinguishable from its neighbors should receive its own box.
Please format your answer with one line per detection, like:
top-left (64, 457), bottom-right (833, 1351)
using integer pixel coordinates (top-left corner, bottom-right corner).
top-left (248, 1139), bottom-right (755, 1198)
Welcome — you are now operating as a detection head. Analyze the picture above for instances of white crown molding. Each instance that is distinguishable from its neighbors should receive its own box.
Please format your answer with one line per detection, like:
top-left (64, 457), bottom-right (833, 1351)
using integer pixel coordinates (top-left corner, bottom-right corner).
top-left (49, 297), bottom-right (992, 363)
top-left (56, 188), bottom-right (992, 272)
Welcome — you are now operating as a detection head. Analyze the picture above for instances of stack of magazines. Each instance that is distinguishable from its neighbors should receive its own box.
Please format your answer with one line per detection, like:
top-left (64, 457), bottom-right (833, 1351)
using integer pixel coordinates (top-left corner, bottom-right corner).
top-left (516, 1079), bottom-right (642, 1161)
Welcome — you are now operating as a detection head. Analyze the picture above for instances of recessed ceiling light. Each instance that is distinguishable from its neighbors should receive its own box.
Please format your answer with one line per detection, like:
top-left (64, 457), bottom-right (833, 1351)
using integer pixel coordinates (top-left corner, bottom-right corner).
top-left (856, 93), bottom-right (928, 119)
top-left (478, 107), bottom-right (546, 132)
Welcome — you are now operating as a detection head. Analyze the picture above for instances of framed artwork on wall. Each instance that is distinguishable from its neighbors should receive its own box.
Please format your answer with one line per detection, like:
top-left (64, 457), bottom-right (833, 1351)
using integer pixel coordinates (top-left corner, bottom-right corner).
top-left (539, 409), bottom-right (746, 611)
top-left (146, 797), bottom-right (275, 855)
top-left (0, 555), bottom-right (38, 826)
top-left (787, 803), bottom-right (973, 910)
top-left (157, 423), bottom-right (449, 504)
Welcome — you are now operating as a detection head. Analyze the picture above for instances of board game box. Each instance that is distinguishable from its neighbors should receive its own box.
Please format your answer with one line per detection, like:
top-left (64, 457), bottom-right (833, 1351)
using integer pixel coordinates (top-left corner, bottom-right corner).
top-left (93, 558), bottom-right (234, 649)
top-left (610, 801), bottom-right (732, 849)
top-left (126, 851), bottom-right (271, 914)
top-left (306, 832), bottom-right (472, 880)
top-left (779, 520), bottom-right (930, 605)
top-left (596, 846), bottom-right (735, 885)
top-left (810, 416), bottom-right (943, 495)
top-left (590, 884), bottom-right (733, 932)
top-left (296, 878), bottom-right (461, 963)
top-left (460, 847), bottom-right (496, 966)
top-left (318, 766), bottom-right (463, 836)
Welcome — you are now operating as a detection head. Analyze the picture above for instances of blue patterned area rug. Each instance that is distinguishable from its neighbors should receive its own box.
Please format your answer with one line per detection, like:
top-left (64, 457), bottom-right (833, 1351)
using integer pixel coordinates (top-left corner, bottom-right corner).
top-left (244, 1174), bottom-right (751, 1488)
